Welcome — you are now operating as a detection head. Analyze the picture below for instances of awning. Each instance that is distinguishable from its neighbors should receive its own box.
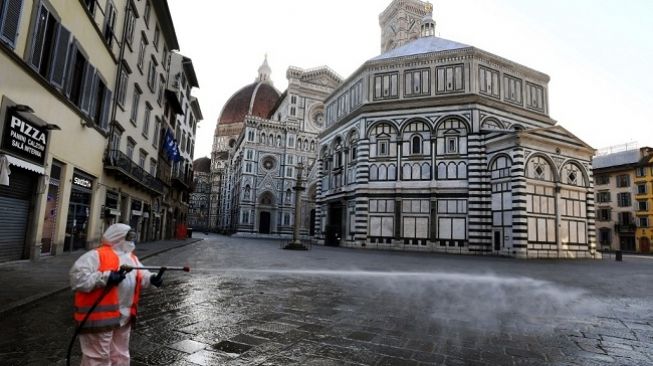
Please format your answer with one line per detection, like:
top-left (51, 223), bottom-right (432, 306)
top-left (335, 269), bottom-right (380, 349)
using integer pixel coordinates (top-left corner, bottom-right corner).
top-left (5, 154), bottom-right (45, 175)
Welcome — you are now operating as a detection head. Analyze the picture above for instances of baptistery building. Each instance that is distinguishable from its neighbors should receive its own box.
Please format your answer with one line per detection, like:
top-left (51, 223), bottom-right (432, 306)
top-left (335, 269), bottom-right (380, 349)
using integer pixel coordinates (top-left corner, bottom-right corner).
top-left (315, 0), bottom-right (597, 258)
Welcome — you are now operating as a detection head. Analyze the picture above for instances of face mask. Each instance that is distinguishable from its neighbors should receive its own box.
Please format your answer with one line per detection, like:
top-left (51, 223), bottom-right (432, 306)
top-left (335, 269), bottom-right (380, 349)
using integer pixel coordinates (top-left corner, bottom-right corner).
top-left (117, 240), bottom-right (135, 253)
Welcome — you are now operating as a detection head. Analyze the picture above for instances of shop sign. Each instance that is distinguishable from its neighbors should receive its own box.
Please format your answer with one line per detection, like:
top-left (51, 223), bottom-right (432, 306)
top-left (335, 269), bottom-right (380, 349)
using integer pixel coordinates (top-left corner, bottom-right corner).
top-left (2, 111), bottom-right (49, 166)
top-left (72, 173), bottom-right (93, 189)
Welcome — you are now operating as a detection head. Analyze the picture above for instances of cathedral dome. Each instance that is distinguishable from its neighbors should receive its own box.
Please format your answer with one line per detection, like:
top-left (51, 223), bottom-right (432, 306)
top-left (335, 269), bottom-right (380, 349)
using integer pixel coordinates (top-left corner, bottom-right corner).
top-left (193, 157), bottom-right (211, 173)
top-left (217, 81), bottom-right (280, 125)
top-left (217, 56), bottom-right (281, 126)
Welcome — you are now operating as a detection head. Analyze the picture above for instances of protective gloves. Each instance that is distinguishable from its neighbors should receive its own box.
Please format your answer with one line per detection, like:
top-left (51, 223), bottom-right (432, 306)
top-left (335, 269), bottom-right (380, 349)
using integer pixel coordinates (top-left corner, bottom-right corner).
top-left (150, 272), bottom-right (164, 287)
top-left (107, 271), bottom-right (126, 286)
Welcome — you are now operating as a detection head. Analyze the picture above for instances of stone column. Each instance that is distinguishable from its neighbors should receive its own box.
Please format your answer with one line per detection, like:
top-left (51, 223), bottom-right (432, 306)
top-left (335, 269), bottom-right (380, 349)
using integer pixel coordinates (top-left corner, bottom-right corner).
top-left (285, 162), bottom-right (307, 250)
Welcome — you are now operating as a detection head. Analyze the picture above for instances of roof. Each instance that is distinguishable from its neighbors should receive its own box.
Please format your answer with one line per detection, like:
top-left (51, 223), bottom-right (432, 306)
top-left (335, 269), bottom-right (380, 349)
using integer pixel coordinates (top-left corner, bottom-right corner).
top-left (370, 36), bottom-right (471, 61)
top-left (217, 82), bottom-right (281, 125)
top-left (151, 1), bottom-right (179, 51)
top-left (193, 157), bottom-right (211, 173)
top-left (593, 150), bottom-right (641, 170)
top-left (182, 57), bottom-right (199, 88)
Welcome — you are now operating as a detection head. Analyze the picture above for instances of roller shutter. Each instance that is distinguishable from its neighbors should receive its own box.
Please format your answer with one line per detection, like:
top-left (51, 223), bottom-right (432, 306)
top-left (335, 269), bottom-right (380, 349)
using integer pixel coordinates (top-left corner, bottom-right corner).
top-left (0, 169), bottom-right (34, 262)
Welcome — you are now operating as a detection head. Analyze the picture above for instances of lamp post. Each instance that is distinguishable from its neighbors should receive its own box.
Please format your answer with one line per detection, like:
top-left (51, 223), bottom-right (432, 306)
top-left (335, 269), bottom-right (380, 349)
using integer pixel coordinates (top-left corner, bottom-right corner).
top-left (284, 162), bottom-right (308, 250)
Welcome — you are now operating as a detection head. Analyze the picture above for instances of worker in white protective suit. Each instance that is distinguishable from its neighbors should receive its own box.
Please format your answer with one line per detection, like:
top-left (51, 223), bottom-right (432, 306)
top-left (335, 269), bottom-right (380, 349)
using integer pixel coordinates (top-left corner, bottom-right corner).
top-left (70, 223), bottom-right (163, 366)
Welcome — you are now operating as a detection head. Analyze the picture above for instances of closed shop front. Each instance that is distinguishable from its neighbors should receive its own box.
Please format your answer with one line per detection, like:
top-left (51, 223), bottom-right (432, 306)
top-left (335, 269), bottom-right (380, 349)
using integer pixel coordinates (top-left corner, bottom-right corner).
top-left (0, 104), bottom-right (50, 262)
top-left (0, 168), bottom-right (36, 261)
top-left (64, 170), bottom-right (94, 251)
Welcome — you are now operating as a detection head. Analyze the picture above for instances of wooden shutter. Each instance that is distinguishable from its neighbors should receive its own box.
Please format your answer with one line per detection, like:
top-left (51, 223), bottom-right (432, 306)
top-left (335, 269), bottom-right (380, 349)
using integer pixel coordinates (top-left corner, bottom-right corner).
top-left (80, 64), bottom-right (95, 115)
top-left (88, 74), bottom-right (101, 120)
top-left (49, 24), bottom-right (70, 89)
top-left (0, 0), bottom-right (24, 47)
top-left (99, 89), bottom-right (112, 130)
top-left (64, 41), bottom-right (78, 98)
top-left (28, 3), bottom-right (49, 70)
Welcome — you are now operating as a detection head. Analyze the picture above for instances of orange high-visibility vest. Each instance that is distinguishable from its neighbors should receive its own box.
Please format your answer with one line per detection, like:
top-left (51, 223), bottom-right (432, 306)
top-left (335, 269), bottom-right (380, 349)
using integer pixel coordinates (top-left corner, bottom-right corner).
top-left (73, 245), bottom-right (143, 333)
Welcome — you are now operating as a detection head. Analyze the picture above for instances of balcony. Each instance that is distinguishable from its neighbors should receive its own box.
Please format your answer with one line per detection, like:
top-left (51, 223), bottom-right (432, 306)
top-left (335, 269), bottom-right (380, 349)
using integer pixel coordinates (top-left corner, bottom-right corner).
top-left (104, 150), bottom-right (164, 195)
top-left (172, 167), bottom-right (192, 190)
top-left (157, 157), bottom-right (172, 187)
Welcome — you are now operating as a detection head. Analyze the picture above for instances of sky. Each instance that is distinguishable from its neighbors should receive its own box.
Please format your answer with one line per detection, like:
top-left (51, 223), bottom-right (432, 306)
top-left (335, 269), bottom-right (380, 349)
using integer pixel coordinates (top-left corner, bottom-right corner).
top-left (168, 0), bottom-right (653, 160)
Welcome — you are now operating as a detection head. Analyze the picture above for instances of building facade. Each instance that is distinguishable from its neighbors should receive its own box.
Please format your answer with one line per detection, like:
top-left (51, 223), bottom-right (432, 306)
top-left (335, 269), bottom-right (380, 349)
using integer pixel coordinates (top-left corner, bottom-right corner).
top-left (212, 60), bottom-right (341, 237)
top-left (0, 0), bottom-right (199, 263)
top-left (593, 147), bottom-right (653, 253)
top-left (316, 1), bottom-right (597, 258)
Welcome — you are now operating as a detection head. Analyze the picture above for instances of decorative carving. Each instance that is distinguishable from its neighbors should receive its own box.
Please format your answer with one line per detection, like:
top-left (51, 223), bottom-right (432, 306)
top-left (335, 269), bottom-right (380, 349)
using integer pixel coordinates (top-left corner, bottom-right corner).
top-left (523, 150), bottom-right (532, 159)
top-left (552, 157), bottom-right (565, 169)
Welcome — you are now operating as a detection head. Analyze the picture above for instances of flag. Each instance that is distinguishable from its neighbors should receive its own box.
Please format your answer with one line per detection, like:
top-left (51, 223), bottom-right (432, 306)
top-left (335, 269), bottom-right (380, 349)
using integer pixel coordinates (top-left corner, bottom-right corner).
top-left (164, 129), bottom-right (181, 162)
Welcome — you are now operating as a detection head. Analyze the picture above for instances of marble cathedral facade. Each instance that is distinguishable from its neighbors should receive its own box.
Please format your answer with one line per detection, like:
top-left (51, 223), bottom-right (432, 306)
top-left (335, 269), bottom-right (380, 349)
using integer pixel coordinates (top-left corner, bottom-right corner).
top-left (314, 0), bottom-right (597, 258)
top-left (212, 60), bottom-right (341, 237)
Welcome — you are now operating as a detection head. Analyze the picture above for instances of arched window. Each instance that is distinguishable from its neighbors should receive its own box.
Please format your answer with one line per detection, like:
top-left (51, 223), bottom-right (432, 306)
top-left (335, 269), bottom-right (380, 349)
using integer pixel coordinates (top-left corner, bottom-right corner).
top-left (490, 156), bottom-right (512, 179)
top-left (457, 162), bottom-right (467, 179)
top-left (437, 163), bottom-right (447, 179)
top-left (526, 156), bottom-right (554, 181)
top-left (268, 135), bottom-right (274, 146)
top-left (370, 164), bottom-right (379, 180)
top-left (447, 162), bottom-right (457, 179)
top-left (310, 141), bottom-right (315, 151)
top-left (304, 139), bottom-right (309, 151)
top-left (562, 162), bottom-right (586, 187)
top-left (277, 135), bottom-right (282, 147)
top-left (421, 163), bottom-right (430, 180)
top-left (402, 164), bottom-right (412, 180)
top-left (259, 133), bottom-right (266, 144)
top-left (411, 136), bottom-right (421, 155)
top-left (379, 164), bottom-right (388, 180)
top-left (388, 164), bottom-right (397, 180)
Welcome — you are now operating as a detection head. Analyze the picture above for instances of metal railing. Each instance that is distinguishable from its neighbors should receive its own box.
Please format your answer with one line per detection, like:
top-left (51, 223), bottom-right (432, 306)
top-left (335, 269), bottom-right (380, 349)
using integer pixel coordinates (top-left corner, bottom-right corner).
top-left (106, 150), bottom-right (163, 194)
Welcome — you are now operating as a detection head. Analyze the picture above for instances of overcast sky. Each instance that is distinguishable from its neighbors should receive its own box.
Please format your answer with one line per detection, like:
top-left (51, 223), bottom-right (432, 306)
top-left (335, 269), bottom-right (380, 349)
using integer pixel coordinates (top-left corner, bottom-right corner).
top-left (168, 0), bottom-right (653, 160)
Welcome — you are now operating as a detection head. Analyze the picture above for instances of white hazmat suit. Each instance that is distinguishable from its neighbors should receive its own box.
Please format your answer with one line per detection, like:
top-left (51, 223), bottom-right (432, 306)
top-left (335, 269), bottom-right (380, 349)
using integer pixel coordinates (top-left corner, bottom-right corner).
top-left (70, 223), bottom-right (155, 366)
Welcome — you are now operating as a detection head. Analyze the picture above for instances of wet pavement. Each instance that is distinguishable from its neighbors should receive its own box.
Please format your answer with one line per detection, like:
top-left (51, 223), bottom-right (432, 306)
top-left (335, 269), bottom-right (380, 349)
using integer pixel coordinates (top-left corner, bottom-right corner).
top-left (1, 234), bottom-right (652, 365)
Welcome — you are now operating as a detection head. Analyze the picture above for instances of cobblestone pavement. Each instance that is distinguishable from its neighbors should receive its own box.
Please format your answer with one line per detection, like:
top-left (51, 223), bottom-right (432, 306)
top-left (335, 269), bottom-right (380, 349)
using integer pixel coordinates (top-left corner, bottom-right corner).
top-left (0, 234), bottom-right (652, 365)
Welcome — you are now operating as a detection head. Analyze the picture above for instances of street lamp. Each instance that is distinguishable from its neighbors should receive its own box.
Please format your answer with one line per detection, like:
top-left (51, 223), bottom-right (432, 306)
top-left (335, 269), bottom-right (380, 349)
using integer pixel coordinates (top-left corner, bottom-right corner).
top-left (284, 162), bottom-right (308, 250)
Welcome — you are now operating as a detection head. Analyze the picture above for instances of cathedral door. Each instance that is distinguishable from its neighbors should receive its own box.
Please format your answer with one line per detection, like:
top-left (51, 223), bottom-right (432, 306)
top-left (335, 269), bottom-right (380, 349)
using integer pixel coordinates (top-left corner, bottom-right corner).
top-left (326, 204), bottom-right (343, 246)
top-left (493, 230), bottom-right (502, 252)
top-left (259, 212), bottom-right (271, 234)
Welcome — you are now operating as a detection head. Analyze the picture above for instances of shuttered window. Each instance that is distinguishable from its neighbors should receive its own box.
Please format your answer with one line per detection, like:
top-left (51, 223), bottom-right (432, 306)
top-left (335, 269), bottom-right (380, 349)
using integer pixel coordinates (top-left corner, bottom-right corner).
top-left (0, 0), bottom-right (23, 48)
top-left (49, 25), bottom-right (70, 88)
top-left (29, 2), bottom-right (59, 78)
top-left (79, 64), bottom-right (96, 114)
top-left (103, 1), bottom-right (116, 47)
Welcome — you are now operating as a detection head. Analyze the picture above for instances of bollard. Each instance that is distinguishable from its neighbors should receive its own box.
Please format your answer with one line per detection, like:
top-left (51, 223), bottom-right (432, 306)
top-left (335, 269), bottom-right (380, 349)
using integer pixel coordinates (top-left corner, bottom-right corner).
top-left (615, 250), bottom-right (622, 262)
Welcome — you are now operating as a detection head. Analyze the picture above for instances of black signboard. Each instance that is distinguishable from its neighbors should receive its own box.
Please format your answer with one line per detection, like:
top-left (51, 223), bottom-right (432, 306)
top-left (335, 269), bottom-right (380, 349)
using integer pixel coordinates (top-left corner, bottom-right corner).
top-left (72, 173), bottom-right (93, 189)
top-left (2, 111), bottom-right (49, 166)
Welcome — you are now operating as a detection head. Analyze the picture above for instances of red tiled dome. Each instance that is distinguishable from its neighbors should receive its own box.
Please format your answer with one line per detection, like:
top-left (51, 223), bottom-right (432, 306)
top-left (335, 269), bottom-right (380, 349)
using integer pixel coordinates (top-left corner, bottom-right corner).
top-left (193, 157), bottom-right (211, 173)
top-left (217, 81), bottom-right (280, 125)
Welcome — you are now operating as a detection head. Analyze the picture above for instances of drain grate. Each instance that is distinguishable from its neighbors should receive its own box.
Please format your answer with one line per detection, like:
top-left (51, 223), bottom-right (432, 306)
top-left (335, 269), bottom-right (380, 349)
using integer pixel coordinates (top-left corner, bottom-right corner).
top-left (213, 340), bottom-right (252, 355)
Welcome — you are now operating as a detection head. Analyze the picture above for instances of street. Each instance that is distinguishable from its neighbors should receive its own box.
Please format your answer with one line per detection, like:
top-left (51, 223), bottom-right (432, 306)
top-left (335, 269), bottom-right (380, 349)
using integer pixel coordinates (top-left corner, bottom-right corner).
top-left (1, 234), bottom-right (652, 365)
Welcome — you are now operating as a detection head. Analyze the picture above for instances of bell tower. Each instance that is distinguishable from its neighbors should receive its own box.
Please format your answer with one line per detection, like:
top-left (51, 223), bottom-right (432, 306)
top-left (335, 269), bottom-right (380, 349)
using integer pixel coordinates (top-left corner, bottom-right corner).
top-left (379, 0), bottom-right (434, 53)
